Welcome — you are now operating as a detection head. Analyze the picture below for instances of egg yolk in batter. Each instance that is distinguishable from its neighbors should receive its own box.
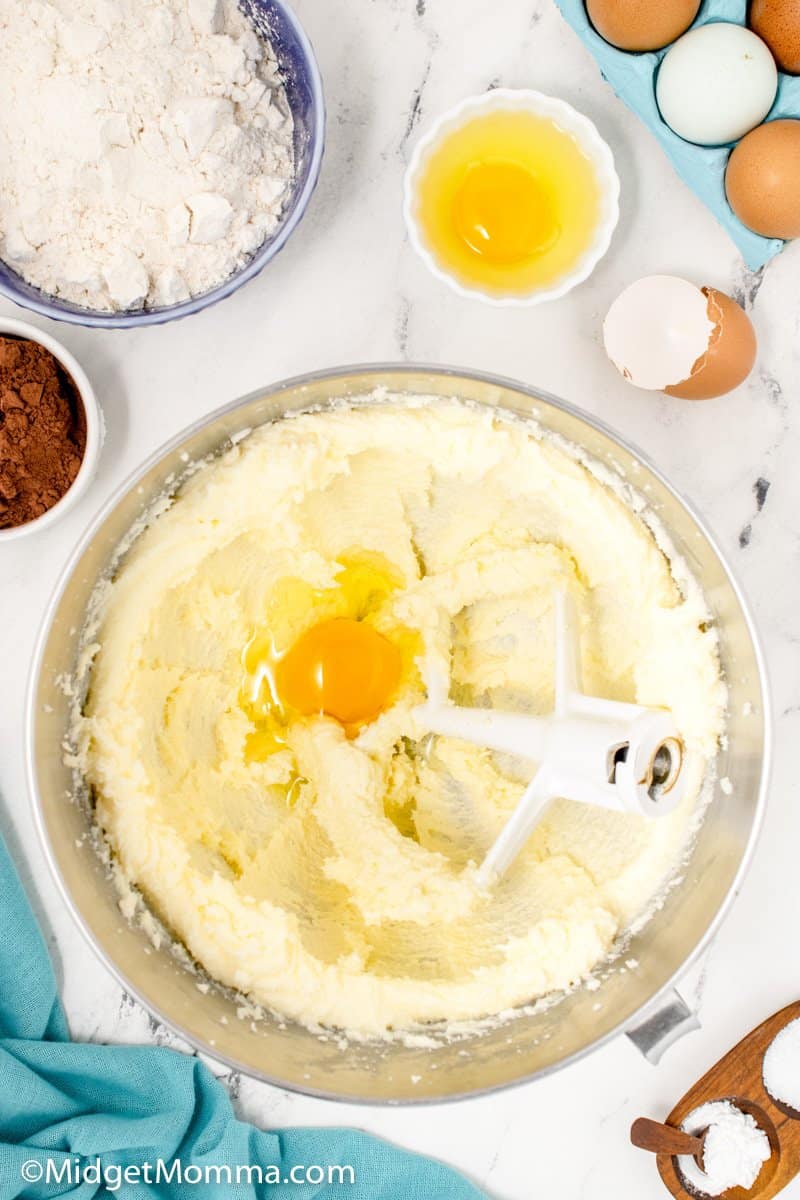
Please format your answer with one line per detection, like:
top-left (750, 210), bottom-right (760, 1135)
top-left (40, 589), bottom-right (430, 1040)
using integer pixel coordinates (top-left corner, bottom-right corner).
top-left (241, 553), bottom-right (417, 762)
top-left (275, 616), bottom-right (402, 726)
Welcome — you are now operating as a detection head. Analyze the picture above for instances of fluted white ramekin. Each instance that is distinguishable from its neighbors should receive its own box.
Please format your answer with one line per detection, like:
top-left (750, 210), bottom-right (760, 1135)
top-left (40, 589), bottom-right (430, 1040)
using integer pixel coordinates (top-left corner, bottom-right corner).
top-left (403, 88), bottom-right (620, 307)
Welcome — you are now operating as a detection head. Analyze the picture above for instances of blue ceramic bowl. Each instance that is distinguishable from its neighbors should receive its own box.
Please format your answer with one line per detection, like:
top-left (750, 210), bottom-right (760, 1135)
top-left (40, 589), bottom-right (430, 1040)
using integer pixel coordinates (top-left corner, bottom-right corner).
top-left (0, 0), bottom-right (324, 328)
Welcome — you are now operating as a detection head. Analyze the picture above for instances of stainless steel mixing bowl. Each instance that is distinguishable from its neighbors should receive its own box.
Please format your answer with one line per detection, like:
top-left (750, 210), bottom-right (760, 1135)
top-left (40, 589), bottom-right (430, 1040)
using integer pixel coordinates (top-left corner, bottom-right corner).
top-left (27, 365), bottom-right (770, 1103)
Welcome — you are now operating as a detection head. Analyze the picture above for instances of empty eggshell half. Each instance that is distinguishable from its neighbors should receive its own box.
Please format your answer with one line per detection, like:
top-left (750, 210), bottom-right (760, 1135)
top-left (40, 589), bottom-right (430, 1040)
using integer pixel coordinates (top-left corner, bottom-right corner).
top-left (603, 275), bottom-right (757, 400)
top-left (666, 288), bottom-right (757, 399)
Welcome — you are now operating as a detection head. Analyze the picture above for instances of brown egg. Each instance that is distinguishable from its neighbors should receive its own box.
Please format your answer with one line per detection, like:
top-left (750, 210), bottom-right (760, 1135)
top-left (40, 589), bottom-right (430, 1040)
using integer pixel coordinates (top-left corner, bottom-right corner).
top-left (750, 0), bottom-right (800, 73)
top-left (725, 120), bottom-right (800, 239)
top-left (665, 289), bottom-right (757, 401)
top-left (586, 0), bottom-right (701, 51)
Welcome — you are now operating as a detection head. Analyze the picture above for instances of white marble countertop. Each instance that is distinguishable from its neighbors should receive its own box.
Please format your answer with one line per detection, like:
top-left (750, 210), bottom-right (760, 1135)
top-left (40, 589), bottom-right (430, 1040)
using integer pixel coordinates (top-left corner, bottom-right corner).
top-left (2, 0), bottom-right (799, 1196)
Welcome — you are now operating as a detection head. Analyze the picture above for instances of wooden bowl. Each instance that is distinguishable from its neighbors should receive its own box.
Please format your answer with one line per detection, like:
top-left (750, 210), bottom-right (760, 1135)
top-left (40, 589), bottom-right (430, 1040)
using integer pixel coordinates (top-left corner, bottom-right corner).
top-left (651, 1002), bottom-right (800, 1199)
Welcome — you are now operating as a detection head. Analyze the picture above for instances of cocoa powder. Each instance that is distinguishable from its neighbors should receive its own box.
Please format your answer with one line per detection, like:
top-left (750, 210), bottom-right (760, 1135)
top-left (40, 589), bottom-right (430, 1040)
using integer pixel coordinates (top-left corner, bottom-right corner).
top-left (0, 336), bottom-right (86, 529)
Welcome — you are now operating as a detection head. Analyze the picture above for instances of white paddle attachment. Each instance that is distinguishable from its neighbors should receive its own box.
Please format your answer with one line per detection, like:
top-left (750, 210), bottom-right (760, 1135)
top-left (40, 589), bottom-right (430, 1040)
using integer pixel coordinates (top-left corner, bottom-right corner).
top-left (414, 591), bottom-right (686, 889)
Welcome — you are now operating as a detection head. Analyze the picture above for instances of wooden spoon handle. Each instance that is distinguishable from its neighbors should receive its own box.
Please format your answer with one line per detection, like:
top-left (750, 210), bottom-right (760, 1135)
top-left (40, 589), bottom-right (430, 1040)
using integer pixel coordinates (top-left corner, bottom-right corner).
top-left (631, 1117), bottom-right (704, 1159)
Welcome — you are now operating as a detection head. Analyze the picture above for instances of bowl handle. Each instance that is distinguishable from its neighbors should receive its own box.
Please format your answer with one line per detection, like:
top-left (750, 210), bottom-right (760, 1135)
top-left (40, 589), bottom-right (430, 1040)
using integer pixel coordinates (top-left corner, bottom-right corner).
top-left (625, 989), bottom-right (700, 1064)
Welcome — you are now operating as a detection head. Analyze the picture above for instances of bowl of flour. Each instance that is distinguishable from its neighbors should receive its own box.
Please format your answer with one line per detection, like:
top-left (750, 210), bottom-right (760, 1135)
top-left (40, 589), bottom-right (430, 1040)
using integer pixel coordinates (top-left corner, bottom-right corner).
top-left (0, 0), bottom-right (324, 327)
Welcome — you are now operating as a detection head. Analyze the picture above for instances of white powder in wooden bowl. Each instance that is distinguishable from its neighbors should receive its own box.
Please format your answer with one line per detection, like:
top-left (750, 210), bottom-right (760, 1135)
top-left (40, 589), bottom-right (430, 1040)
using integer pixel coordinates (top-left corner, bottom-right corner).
top-left (678, 1100), bottom-right (770, 1197)
top-left (763, 1017), bottom-right (800, 1111)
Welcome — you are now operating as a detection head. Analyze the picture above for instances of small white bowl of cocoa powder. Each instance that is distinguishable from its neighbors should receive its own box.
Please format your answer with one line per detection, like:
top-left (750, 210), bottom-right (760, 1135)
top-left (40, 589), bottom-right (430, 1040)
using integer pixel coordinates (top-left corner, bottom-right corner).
top-left (0, 318), bottom-right (102, 541)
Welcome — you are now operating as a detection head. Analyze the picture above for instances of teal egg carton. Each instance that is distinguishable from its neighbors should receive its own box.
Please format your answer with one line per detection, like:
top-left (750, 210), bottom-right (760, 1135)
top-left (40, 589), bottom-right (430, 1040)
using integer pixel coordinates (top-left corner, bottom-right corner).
top-left (554, 0), bottom-right (800, 270)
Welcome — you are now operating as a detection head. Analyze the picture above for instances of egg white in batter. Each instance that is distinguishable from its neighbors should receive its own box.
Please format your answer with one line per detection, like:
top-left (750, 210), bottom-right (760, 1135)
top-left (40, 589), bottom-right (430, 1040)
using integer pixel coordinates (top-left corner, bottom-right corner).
top-left (79, 398), bottom-right (725, 1035)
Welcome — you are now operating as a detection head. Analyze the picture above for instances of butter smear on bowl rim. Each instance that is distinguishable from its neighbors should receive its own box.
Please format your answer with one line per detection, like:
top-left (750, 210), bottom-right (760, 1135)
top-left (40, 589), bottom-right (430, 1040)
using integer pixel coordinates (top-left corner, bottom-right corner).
top-left (403, 89), bottom-right (620, 306)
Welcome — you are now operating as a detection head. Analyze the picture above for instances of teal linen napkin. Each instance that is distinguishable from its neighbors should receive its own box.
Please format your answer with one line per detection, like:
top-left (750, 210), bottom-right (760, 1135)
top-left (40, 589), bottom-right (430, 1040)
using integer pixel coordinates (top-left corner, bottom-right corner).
top-left (0, 834), bottom-right (485, 1199)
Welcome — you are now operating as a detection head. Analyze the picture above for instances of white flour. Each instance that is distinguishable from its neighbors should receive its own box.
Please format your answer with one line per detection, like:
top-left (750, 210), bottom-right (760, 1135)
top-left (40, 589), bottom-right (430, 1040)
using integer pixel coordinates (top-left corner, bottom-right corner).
top-left (679, 1100), bottom-right (771, 1197)
top-left (0, 0), bottom-right (294, 310)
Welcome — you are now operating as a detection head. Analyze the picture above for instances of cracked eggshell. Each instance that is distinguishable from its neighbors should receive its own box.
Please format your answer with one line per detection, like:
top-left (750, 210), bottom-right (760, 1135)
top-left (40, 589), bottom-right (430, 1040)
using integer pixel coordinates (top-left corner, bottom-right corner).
top-left (666, 288), bottom-right (757, 399)
top-left (603, 275), bottom-right (757, 401)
